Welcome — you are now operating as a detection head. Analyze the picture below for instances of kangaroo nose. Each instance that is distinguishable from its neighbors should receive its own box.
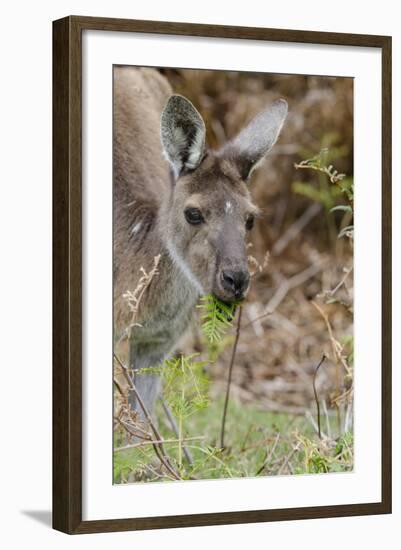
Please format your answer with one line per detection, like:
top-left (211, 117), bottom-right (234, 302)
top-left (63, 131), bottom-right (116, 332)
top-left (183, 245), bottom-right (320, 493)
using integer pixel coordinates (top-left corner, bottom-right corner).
top-left (221, 269), bottom-right (250, 298)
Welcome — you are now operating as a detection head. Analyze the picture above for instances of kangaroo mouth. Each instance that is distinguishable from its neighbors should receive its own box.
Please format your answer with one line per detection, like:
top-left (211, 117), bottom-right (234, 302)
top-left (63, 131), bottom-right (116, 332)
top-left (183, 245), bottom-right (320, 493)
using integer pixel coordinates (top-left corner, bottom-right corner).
top-left (212, 270), bottom-right (249, 304)
top-left (212, 288), bottom-right (247, 304)
top-left (209, 293), bottom-right (238, 326)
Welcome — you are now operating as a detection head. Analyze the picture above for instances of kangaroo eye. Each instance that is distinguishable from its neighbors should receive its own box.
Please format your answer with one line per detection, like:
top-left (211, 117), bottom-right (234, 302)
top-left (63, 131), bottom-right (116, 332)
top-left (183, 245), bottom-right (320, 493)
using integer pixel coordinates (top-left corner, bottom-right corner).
top-left (184, 207), bottom-right (204, 225)
top-left (245, 215), bottom-right (254, 231)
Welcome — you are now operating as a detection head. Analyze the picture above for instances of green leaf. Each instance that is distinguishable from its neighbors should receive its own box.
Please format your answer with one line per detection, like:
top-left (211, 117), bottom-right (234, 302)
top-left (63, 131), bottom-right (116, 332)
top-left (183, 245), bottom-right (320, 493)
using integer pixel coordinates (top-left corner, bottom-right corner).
top-left (198, 294), bottom-right (237, 343)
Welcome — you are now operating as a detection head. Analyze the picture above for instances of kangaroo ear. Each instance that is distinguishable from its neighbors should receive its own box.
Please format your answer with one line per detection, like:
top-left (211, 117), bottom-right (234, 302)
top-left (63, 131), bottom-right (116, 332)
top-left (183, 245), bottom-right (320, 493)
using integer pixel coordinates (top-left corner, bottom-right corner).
top-left (161, 95), bottom-right (206, 178)
top-left (222, 99), bottom-right (288, 181)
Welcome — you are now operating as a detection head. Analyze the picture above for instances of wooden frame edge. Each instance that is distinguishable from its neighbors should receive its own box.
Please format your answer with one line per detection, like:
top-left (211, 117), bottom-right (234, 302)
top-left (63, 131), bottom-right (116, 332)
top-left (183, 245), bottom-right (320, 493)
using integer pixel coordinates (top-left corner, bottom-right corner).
top-left (381, 34), bottom-right (392, 515)
top-left (52, 15), bottom-right (392, 534)
top-left (73, 502), bottom-right (387, 534)
top-left (53, 16), bottom-right (82, 534)
top-left (69, 15), bottom-right (390, 47)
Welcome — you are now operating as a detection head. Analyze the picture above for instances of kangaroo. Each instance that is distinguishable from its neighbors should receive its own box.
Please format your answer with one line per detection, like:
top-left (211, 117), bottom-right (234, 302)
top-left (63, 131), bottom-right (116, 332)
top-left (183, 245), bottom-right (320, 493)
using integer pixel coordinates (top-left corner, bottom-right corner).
top-left (114, 66), bottom-right (287, 418)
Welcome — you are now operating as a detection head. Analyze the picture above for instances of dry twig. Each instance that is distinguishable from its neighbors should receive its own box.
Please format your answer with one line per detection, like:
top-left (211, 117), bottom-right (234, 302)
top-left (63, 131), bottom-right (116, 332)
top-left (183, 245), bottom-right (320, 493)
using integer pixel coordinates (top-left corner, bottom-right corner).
top-left (120, 254), bottom-right (161, 340)
top-left (220, 306), bottom-right (242, 449)
top-left (242, 260), bottom-right (327, 331)
top-left (115, 436), bottom-right (204, 453)
top-left (312, 354), bottom-right (327, 439)
top-left (114, 353), bottom-right (182, 480)
top-left (272, 203), bottom-right (322, 256)
top-left (311, 301), bottom-right (351, 376)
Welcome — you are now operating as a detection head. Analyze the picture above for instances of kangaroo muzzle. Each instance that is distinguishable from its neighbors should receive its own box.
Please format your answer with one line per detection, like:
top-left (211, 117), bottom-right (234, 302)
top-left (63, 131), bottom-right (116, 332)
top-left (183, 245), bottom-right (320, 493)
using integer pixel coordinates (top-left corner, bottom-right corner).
top-left (220, 268), bottom-right (250, 299)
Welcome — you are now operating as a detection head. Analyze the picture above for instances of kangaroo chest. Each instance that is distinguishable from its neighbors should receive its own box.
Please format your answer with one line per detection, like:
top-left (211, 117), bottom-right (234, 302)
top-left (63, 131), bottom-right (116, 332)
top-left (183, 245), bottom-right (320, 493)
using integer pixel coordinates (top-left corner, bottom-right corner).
top-left (132, 264), bottom-right (200, 353)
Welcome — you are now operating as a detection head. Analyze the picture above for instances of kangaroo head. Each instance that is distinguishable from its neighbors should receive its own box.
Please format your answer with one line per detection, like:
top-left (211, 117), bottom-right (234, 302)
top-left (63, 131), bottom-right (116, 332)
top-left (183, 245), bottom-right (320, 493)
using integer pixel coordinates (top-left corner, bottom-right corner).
top-left (160, 94), bottom-right (287, 303)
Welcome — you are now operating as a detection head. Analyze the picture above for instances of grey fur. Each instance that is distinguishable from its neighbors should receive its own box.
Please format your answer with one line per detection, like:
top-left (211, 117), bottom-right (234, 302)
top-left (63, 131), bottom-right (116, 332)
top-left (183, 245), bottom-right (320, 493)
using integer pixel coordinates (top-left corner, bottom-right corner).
top-left (221, 99), bottom-right (288, 179)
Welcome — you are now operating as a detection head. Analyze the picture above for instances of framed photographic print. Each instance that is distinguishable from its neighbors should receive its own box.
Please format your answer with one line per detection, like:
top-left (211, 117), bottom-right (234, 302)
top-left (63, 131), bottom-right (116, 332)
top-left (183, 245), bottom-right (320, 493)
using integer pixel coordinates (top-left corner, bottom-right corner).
top-left (53, 16), bottom-right (392, 534)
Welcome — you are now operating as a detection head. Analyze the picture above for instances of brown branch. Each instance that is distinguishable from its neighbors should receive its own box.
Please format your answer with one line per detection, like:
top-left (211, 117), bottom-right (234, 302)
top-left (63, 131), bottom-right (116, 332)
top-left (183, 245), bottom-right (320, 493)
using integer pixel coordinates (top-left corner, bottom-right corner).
top-left (312, 354), bottom-right (327, 439)
top-left (113, 377), bottom-right (125, 396)
top-left (329, 266), bottom-right (353, 296)
top-left (241, 260), bottom-right (327, 331)
top-left (272, 203), bottom-right (322, 256)
top-left (143, 463), bottom-right (177, 482)
top-left (114, 353), bottom-right (182, 480)
top-left (267, 261), bottom-right (327, 313)
top-left (220, 306), bottom-right (242, 450)
top-left (311, 300), bottom-right (352, 434)
top-left (311, 300), bottom-right (351, 376)
top-left (115, 417), bottom-right (152, 441)
top-left (278, 442), bottom-right (301, 475)
top-left (241, 309), bottom-right (272, 331)
top-left (115, 436), bottom-right (204, 453)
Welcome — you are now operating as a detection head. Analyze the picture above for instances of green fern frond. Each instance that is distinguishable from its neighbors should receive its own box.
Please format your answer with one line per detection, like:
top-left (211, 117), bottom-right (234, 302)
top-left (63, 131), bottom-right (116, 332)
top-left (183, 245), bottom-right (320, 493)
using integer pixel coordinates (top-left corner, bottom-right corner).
top-left (198, 294), bottom-right (237, 343)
